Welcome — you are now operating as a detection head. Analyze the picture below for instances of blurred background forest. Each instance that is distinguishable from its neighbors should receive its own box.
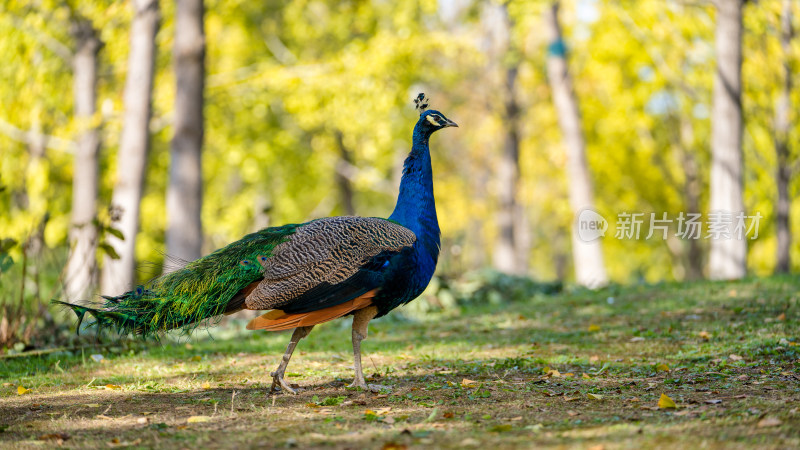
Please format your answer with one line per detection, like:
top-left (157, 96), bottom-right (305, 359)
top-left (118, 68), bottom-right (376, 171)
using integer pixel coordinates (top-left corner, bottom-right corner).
top-left (0, 0), bottom-right (798, 349)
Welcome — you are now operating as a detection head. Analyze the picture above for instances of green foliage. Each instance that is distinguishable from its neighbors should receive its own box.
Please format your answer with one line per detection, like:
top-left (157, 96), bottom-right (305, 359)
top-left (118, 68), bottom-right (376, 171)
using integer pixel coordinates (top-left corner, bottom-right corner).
top-left (0, 0), bottom-right (797, 303)
top-left (0, 238), bottom-right (17, 274)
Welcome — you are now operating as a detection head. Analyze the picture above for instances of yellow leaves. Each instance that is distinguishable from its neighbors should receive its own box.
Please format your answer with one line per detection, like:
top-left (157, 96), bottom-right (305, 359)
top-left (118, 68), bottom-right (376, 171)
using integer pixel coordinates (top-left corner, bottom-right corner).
top-left (191, 355), bottom-right (202, 362)
top-left (698, 331), bottom-right (711, 340)
top-left (187, 415), bottom-right (212, 423)
top-left (201, 382), bottom-right (211, 389)
top-left (364, 407), bottom-right (392, 422)
top-left (588, 324), bottom-right (601, 332)
top-left (542, 367), bottom-right (561, 378)
top-left (461, 378), bottom-right (478, 388)
top-left (587, 393), bottom-right (604, 400)
top-left (658, 393), bottom-right (677, 409)
top-left (104, 384), bottom-right (122, 390)
top-left (656, 363), bottom-right (670, 372)
top-left (17, 385), bottom-right (30, 395)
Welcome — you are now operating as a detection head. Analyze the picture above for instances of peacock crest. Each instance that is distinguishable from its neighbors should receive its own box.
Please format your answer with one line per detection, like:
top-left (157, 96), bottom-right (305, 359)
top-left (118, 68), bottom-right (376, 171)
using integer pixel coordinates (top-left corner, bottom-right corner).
top-left (414, 93), bottom-right (429, 114)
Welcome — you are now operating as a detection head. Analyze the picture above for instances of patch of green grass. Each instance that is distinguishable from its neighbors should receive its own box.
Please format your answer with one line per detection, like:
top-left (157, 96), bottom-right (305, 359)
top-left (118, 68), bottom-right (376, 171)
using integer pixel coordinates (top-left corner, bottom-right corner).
top-left (0, 276), bottom-right (798, 448)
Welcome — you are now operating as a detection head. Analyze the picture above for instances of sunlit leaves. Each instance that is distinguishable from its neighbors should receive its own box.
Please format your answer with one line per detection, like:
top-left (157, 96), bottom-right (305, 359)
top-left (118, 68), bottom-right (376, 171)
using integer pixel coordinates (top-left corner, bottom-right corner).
top-left (658, 393), bottom-right (677, 409)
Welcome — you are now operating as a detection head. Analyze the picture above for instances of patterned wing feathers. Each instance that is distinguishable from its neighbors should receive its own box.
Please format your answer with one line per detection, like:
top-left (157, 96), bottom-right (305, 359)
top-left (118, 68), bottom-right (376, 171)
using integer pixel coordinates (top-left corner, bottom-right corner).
top-left (245, 217), bottom-right (415, 310)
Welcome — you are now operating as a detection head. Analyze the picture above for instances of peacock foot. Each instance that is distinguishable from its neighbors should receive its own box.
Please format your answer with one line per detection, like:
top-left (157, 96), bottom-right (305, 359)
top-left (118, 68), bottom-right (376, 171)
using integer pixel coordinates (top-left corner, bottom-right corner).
top-left (270, 370), bottom-right (298, 395)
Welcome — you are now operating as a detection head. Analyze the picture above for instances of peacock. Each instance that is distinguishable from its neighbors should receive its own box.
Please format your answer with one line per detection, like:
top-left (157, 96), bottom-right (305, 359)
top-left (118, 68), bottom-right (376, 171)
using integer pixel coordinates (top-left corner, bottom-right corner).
top-left (55, 93), bottom-right (457, 393)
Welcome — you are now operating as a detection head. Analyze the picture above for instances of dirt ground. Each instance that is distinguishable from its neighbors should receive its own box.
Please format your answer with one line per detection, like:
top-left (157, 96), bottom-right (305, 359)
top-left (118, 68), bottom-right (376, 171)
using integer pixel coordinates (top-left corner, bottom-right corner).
top-left (1, 277), bottom-right (798, 448)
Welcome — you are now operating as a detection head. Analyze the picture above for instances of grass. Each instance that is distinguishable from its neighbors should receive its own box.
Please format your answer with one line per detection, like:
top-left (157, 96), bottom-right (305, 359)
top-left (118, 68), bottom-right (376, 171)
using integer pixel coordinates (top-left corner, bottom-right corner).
top-left (1, 276), bottom-right (798, 448)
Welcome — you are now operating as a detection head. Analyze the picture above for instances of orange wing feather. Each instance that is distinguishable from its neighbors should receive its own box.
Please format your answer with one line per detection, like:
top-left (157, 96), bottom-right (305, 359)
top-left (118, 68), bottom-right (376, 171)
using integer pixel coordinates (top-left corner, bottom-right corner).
top-left (246, 289), bottom-right (378, 331)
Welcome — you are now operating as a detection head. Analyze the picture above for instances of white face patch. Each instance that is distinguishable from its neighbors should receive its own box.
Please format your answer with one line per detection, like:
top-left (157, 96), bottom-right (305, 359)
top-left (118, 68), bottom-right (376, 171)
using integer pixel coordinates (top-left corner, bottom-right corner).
top-left (426, 115), bottom-right (442, 126)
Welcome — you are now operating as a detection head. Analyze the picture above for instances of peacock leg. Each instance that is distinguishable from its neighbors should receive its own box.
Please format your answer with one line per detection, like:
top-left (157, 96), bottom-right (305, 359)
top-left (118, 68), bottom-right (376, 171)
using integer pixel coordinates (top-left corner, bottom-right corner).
top-left (270, 325), bottom-right (314, 394)
top-left (348, 306), bottom-right (388, 392)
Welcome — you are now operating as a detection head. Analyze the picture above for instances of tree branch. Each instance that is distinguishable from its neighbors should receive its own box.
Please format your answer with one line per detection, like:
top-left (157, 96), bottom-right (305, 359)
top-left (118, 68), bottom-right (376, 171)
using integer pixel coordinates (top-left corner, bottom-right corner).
top-left (0, 117), bottom-right (76, 154)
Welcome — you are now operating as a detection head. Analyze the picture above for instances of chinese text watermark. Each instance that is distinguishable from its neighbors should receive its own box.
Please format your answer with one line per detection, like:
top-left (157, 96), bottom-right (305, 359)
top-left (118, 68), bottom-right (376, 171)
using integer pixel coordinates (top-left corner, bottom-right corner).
top-left (576, 209), bottom-right (761, 242)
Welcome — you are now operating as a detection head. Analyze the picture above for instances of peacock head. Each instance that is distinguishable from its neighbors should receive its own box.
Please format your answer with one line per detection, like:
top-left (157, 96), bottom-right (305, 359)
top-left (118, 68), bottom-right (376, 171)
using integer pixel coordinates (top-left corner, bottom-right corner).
top-left (414, 93), bottom-right (458, 134)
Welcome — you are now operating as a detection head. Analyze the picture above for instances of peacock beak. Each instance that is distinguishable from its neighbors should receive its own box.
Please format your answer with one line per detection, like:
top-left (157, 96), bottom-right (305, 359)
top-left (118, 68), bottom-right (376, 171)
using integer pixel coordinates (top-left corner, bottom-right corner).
top-left (444, 119), bottom-right (458, 128)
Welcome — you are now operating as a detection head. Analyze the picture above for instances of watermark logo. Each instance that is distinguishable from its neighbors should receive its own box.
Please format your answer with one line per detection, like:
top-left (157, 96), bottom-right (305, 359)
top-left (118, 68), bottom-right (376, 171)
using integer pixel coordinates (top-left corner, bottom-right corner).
top-left (576, 210), bottom-right (762, 242)
top-left (577, 209), bottom-right (608, 242)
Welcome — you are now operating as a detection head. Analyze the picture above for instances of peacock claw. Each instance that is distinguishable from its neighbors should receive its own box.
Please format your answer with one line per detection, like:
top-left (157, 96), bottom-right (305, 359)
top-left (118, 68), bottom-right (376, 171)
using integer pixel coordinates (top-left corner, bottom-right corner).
top-left (270, 371), bottom-right (298, 395)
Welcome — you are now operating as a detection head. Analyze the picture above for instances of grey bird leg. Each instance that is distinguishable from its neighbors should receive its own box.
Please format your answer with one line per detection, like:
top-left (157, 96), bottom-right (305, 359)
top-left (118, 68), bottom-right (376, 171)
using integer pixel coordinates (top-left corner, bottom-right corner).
top-left (348, 306), bottom-right (388, 392)
top-left (270, 325), bottom-right (314, 395)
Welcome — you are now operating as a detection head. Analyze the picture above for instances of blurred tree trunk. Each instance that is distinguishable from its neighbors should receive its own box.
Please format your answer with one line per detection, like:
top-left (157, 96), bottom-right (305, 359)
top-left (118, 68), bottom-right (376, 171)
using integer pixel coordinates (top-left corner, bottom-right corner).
top-left (166, 0), bottom-right (205, 267)
top-left (709, 0), bottom-right (746, 280)
top-left (544, 2), bottom-right (608, 288)
top-left (101, 0), bottom-right (160, 295)
top-left (775, 0), bottom-right (793, 274)
top-left (64, 18), bottom-right (101, 301)
top-left (486, 3), bottom-right (528, 275)
top-left (679, 117), bottom-right (705, 279)
top-left (334, 130), bottom-right (356, 216)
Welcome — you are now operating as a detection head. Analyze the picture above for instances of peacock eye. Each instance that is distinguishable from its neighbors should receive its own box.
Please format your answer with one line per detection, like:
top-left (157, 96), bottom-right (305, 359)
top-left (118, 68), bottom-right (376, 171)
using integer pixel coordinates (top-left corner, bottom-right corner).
top-left (425, 114), bottom-right (442, 126)
top-left (259, 255), bottom-right (267, 262)
top-left (135, 286), bottom-right (144, 296)
top-left (240, 260), bottom-right (251, 266)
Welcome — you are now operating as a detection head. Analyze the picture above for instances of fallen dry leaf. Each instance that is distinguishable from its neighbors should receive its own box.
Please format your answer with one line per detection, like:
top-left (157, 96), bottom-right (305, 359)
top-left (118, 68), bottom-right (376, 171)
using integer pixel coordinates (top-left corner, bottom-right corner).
top-left (104, 384), bottom-right (121, 390)
top-left (658, 393), bottom-right (677, 409)
top-left (187, 415), bottom-right (212, 423)
top-left (587, 393), bottom-right (604, 400)
top-left (729, 354), bottom-right (743, 361)
top-left (201, 382), bottom-right (211, 389)
top-left (656, 363), bottom-right (670, 372)
top-left (544, 369), bottom-right (561, 378)
top-left (38, 433), bottom-right (69, 442)
top-left (461, 378), bottom-right (478, 387)
top-left (757, 417), bottom-right (782, 428)
top-left (588, 324), bottom-right (601, 332)
top-left (704, 399), bottom-right (723, 405)
top-left (698, 331), bottom-right (711, 340)
top-left (17, 386), bottom-right (29, 395)
top-left (381, 443), bottom-right (408, 450)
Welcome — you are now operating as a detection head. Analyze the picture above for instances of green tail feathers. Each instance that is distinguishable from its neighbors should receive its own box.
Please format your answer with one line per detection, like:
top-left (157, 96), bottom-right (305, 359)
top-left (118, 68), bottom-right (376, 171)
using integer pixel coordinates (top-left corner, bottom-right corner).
top-left (54, 224), bottom-right (298, 337)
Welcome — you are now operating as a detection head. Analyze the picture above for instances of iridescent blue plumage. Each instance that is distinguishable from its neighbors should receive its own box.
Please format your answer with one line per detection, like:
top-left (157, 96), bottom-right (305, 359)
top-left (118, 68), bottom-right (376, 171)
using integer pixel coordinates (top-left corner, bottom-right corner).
top-left (378, 108), bottom-right (456, 315)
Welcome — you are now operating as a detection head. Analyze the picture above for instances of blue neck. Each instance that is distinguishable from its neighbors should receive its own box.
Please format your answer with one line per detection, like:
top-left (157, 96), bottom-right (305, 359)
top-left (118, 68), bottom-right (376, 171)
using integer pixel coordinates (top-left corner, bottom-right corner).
top-left (389, 121), bottom-right (441, 259)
